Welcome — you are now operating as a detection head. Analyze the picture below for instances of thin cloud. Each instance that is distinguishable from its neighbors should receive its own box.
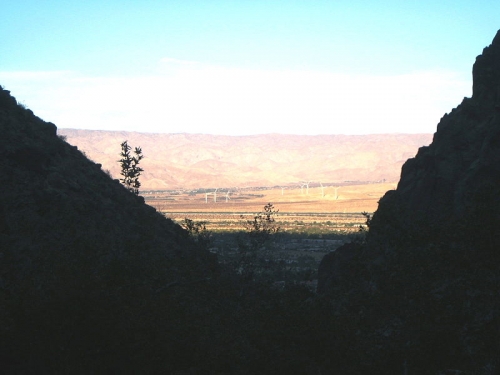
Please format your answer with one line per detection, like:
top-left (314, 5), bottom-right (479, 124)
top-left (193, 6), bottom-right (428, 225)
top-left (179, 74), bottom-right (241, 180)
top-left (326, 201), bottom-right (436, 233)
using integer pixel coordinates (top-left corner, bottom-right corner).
top-left (0, 66), bottom-right (471, 135)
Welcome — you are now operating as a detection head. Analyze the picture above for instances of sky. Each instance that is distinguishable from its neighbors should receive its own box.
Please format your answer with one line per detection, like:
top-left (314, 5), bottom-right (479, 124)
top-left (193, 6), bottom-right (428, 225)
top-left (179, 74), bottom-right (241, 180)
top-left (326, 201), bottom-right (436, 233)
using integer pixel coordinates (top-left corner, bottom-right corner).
top-left (0, 1), bottom-right (499, 135)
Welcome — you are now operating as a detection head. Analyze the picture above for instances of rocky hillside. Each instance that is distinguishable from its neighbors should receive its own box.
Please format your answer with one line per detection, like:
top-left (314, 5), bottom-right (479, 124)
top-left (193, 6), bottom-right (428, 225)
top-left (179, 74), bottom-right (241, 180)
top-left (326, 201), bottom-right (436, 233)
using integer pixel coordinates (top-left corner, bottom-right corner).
top-left (0, 86), bottom-right (217, 372)
top-left (58, 129), bottom-right (432, 189)
top-left (368, 29), bottom-right (500, 245)
top-left (318, 30), bottom-right (500, 373)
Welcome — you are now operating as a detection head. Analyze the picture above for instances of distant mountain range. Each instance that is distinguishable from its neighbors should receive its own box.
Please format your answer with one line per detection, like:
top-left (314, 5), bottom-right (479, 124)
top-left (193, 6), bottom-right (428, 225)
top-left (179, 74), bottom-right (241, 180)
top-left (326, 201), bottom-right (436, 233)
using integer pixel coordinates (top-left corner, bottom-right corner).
top-left (58, 129), bottom-right (433, 190)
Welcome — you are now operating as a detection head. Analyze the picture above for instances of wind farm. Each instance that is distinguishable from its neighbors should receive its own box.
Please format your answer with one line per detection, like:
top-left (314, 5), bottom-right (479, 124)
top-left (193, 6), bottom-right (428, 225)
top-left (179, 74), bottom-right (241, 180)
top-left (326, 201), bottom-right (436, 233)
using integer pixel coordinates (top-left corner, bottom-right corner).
top-left (144, 181), bottom-right (395, 233)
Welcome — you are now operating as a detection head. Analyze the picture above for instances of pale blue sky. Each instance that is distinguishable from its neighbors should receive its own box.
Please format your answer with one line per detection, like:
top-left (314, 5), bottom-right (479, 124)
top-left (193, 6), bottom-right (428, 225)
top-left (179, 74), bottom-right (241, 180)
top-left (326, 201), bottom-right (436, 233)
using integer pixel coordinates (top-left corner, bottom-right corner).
top-left (1, 1), bottom-right (499, 135)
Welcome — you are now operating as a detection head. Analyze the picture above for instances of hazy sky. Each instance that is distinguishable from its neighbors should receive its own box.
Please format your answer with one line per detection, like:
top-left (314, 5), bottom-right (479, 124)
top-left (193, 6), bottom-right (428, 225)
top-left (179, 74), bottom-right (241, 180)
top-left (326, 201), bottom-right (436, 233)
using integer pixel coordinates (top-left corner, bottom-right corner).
top-left (1, 1), bottom-right (498, 135)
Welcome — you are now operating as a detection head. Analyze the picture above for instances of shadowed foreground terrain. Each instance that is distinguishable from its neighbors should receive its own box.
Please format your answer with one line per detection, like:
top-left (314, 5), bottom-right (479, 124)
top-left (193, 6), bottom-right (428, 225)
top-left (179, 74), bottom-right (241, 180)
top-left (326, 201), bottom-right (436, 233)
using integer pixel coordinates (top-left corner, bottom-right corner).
top-left (2, 29), bottom-right (500, 374)
top-left (0, 87), bottom-right (221, 372)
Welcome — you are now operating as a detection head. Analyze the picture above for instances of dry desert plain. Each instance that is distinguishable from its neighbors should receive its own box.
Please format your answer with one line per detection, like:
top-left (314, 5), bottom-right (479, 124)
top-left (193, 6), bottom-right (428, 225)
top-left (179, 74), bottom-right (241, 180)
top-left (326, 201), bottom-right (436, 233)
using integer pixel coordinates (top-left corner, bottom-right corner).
top-left (144, 181), bottom-right (396, 233)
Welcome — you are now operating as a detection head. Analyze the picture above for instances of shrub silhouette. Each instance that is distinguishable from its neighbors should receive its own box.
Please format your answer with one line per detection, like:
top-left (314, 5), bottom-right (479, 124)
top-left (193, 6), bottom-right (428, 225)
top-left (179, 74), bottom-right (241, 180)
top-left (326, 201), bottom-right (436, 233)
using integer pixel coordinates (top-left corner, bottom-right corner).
top-left (118, 140), bottom-right (143, 195)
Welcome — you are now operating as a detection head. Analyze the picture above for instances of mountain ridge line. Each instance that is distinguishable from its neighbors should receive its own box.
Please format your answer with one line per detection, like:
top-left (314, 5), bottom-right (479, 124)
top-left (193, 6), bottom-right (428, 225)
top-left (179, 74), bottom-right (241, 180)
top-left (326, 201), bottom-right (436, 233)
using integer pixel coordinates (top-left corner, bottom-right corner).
top-left (58, 129), bottom-right (433, 190)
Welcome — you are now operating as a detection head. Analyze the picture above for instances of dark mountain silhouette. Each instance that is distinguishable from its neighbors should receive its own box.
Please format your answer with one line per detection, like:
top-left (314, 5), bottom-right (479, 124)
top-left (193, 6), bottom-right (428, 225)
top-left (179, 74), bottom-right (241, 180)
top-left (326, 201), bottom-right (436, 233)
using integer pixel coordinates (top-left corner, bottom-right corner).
top-left (318, 30), bottom-right (500, 373)
top-left (0, 86), bottom-right (217, 372)
top-left (58, 129), bottom-right (432, 189)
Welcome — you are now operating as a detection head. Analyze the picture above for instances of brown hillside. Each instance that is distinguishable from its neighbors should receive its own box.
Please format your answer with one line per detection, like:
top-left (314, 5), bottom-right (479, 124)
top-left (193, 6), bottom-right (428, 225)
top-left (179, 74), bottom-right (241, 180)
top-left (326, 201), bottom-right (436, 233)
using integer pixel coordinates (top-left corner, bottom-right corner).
top-left (57, 130), bottom-right (432, 189)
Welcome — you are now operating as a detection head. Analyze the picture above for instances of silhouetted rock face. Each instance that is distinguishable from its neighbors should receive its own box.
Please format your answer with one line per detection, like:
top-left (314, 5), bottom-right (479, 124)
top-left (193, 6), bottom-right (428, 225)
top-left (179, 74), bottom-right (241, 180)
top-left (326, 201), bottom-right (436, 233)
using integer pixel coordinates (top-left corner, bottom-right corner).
top-left (319, 29), bottom-right (500, 294)
top-left (0, 86), bottom-right (215, 268)
top-left (317, 31), bottom-right (500, 373)
top-left (0, 86), bottom-right (217, 371)
top-left (316, 242), bottom-right (362, 294)
top-left (370, 29), bottom-right (500, 246)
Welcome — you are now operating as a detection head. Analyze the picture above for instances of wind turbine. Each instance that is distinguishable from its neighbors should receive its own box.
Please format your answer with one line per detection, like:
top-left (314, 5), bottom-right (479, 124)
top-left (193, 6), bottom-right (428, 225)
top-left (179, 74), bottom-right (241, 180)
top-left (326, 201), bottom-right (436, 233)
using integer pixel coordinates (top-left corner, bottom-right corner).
top-left (303, 181), bottom-right (311, 195)
top-left (334, 186), bottom-right (340, 200)
top-left (225, 190), bottom-right (230, 202)
top-left (319, 182), bottom-right (325, 198)
top-left (204, 188), bottom-right (219, 203)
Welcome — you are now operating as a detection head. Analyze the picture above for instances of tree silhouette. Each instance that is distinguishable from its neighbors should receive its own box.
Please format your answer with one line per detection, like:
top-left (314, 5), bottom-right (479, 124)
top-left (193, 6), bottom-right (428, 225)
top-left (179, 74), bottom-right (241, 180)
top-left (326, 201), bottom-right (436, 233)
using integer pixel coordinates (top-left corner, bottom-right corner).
top-left (119, 140), bottom-right (144, 195)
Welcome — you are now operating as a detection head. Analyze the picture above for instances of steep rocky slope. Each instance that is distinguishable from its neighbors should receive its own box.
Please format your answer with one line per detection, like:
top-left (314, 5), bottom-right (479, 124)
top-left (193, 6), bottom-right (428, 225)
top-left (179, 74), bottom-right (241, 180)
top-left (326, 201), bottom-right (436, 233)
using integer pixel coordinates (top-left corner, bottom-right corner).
top-left (368, 29), bottom-right (500, 246)
top-left (0, 87), bottom-right (217, 372)
top-left (318, 30), bottom-right (500, 373)
top-left (58, 129), bottom-right (432, 189)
